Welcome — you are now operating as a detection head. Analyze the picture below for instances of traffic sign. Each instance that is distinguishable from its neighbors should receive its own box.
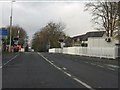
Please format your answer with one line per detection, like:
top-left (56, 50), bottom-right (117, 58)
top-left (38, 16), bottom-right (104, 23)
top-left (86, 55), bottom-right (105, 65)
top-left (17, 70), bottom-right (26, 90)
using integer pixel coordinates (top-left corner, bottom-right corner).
top-left (0, 28), bottom-right (8, 36)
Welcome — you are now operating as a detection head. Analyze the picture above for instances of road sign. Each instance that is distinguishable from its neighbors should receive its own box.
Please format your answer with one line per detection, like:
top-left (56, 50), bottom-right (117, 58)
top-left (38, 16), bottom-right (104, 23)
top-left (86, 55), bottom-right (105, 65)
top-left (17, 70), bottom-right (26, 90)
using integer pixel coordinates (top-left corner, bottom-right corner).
top-left (0, 28), bottom-right (8, 36)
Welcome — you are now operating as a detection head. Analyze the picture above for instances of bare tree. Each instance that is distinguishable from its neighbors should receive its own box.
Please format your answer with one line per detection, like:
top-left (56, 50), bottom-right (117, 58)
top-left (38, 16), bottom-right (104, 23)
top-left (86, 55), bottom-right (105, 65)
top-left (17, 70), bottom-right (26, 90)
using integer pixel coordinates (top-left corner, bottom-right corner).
top-left (84, 1), bottom-right (119, 37)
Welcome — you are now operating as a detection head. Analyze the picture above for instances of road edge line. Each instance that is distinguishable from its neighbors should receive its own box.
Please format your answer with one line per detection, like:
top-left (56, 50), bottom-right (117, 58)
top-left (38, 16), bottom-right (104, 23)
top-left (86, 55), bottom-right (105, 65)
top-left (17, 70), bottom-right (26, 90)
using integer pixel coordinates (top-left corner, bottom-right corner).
top-left (0, 54), bottom-right (18, 68)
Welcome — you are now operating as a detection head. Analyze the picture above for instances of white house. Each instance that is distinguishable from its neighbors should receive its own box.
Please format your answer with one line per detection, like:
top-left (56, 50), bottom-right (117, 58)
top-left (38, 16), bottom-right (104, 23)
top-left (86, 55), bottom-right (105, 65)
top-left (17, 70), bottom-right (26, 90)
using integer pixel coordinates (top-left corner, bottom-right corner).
top-left (49, 31), bottom-right (119, 59)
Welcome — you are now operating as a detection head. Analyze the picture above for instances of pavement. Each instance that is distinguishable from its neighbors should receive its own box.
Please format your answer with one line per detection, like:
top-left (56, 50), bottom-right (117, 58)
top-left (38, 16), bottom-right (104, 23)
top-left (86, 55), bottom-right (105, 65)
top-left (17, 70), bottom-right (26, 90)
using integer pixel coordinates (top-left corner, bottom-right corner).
top-left (1, 52), bottom-right (119, 89)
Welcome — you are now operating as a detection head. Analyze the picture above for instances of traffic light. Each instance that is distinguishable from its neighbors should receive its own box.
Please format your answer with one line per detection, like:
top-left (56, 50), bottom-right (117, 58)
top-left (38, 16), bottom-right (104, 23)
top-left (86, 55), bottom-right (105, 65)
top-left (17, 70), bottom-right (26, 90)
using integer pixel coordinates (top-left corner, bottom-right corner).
top-left (13, 37), bottom-right (19, 41)
top-left (13, 37), bottom-right (19, 45)
top-left (59, 39), bottom-right (64, 43)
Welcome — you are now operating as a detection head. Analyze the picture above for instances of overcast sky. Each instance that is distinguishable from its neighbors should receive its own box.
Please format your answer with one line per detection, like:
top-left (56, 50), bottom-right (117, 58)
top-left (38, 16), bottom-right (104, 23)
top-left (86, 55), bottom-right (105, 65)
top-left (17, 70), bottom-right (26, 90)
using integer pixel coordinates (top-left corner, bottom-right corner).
top-left (0, 0), bottom-right (97, 41)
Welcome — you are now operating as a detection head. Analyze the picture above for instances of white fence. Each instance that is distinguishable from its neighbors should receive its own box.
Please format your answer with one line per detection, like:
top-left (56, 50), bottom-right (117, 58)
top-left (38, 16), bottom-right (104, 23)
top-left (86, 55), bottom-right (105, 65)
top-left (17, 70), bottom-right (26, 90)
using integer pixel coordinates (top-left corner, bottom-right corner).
top-left (49, 46), bottom-right (118, 59)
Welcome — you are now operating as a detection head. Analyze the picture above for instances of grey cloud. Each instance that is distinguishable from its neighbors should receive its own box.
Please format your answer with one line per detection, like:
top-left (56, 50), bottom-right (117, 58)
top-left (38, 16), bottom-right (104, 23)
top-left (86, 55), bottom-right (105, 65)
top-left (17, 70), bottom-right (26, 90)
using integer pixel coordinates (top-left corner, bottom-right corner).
top-left (1, 1), bottom-right (94, 41)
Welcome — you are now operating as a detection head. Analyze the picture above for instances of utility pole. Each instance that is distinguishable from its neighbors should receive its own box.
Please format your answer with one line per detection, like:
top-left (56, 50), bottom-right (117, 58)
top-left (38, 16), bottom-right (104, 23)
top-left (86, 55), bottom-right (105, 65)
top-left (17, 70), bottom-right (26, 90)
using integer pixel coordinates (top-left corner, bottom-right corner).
top-left (117, 1), bottom-right (120, 59)
top-left (9, 0), bottom-right (15, 52)
top-left (118, 1), bottom-right (120, 42)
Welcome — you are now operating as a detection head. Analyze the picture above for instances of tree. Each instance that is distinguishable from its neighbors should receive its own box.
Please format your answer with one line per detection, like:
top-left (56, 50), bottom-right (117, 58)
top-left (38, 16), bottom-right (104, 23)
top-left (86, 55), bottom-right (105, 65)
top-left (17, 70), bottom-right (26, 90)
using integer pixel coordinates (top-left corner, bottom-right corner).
top-left (7, 25), bottom-right (27, 46)
top-left (32, 32), bottom-right (41, 51)
top-left (64, 36), bottom-right (72, 47)
top-left (45, 22), bottom-right (66, 48)
top-left (118, 1), bottom-right (120, 20)
top-left (117, 1), bottom-right (120, 41)
top-left (32, 21), bottom-right (67, 52)
top-left (84, 1), bottom-right (119, 37)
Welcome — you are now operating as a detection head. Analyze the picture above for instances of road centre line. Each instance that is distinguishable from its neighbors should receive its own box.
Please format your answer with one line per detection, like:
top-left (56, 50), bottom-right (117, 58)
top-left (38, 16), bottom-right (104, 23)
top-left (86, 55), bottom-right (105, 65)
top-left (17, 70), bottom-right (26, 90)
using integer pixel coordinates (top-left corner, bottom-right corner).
top-left (73, 77), bottom-right (94, 90)
top-left (0, 55), bottom-right (18, 69)
top-left (63, 72), bottom-right (72, 77)
top-left (38, 52), bottom-right (94, 90)
top-left (62, 67), bottom-right (67, 70)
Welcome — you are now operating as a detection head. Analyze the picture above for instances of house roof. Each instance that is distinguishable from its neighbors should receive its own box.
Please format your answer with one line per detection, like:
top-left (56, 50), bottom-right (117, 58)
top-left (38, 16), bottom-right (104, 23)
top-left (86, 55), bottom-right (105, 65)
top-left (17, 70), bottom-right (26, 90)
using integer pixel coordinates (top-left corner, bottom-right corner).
top-left (72, 31), bottom-right (106, 41)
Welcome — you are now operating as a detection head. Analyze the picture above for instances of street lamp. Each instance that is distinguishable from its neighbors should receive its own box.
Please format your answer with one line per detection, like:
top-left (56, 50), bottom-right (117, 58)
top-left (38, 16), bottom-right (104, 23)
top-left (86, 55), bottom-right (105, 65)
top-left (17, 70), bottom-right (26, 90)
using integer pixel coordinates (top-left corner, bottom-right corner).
top-left (9, 0), bottom-right (15, 52)
top-left (118, 1), bottom-right (120, 44)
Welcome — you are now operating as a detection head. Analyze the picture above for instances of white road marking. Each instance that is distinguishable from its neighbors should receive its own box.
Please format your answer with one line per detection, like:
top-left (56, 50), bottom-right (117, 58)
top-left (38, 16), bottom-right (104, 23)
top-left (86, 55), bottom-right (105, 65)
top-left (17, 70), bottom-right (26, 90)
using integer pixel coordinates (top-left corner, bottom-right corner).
top-left (90, 63), bottom-right (96, 66)
top-left (73, 78), bottom-right (94, 90)
top-left (85, 62), bottom-right (89, 64)
top-left (64, 72), bottom-right (72, 77)
top-left (85, 62), bottom-right (116, 71)
top-left (38, 52), bottom-right (94, 90)
top-left (107, 67), bottom-right (115, 71)
top-left (51, 61), bottom-right (54, 63)
top-left (62, 67), bottom-right (67, 70)
top-left (0, 55), bottom-right (18, 69)
top-left (57, 67), bottom-right (62, 70)
top-left (0, 66), bottom-right (2, 69)
top-left (97, 65), bottom-right (104, 68)
top-left (107, 64), bottom-right (119, 68)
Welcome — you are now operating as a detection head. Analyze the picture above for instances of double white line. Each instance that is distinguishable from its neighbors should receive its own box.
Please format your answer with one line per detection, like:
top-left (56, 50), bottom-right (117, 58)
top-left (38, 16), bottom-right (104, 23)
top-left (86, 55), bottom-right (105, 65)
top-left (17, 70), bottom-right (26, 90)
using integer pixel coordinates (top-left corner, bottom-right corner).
top-left (0, 55), bottom-right (18, 69)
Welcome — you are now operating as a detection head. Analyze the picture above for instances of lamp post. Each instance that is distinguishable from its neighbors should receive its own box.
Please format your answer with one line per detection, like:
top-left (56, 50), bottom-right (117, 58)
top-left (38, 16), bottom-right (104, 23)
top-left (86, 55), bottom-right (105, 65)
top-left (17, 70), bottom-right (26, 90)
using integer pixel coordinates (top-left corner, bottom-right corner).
top-left (118, 1), bottom-right (120, 44)
top-left (9, 0), bottom-right (15, 52)
top-left (118, 1), bottom-right (120, 59)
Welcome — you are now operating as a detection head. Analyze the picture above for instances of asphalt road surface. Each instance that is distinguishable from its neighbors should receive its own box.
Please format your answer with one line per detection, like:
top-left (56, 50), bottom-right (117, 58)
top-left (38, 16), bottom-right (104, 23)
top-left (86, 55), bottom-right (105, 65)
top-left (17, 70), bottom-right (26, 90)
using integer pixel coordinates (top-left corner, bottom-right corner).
top-left (2, 52), bottom-right (119, 89)
top-left (0, 53), bottom-right (2, 90)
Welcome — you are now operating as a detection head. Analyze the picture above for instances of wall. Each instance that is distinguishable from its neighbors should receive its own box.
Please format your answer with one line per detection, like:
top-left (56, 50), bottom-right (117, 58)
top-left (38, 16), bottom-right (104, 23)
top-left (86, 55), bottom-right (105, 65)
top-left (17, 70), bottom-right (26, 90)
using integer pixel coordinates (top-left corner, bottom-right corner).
top-left (49, 47), bottom-right (117, 59)
top-left (88, 37), bottom-right (115, 48)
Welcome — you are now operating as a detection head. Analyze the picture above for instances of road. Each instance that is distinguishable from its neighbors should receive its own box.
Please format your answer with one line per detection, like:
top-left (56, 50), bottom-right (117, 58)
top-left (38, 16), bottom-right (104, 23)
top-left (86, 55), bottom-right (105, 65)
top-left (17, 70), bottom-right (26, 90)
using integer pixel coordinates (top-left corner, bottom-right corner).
top-left (0, 53), bottom-right (2, 90)
top-left (2, 52), bottom-right (119, 89)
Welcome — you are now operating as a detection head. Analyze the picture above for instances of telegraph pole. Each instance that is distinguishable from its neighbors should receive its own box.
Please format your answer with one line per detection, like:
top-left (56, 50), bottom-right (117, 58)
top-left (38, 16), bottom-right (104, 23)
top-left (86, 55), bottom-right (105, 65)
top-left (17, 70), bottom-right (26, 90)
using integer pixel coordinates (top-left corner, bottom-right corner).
top-left (117, 1), bottom-right (120, 59)
top-left (118, 1), bottom-right (120, 42)
top-left (9, 0), bottom-right (15, 52)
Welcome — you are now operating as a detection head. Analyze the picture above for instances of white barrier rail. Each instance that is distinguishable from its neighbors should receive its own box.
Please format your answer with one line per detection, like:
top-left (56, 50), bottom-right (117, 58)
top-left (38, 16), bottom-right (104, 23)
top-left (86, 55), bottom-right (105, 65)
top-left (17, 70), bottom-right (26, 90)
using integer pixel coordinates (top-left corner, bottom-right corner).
top-left (49, 46), bottom-right (117, 59)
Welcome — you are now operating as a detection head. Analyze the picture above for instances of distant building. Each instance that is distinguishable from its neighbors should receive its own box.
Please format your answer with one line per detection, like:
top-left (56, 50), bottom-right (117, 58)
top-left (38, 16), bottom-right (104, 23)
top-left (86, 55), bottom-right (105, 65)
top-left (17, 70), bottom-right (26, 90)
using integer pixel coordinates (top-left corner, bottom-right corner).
top-left (71, 31), bottom-right (106, 47)
top-left (71, 30), bottom-right (119, 49)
